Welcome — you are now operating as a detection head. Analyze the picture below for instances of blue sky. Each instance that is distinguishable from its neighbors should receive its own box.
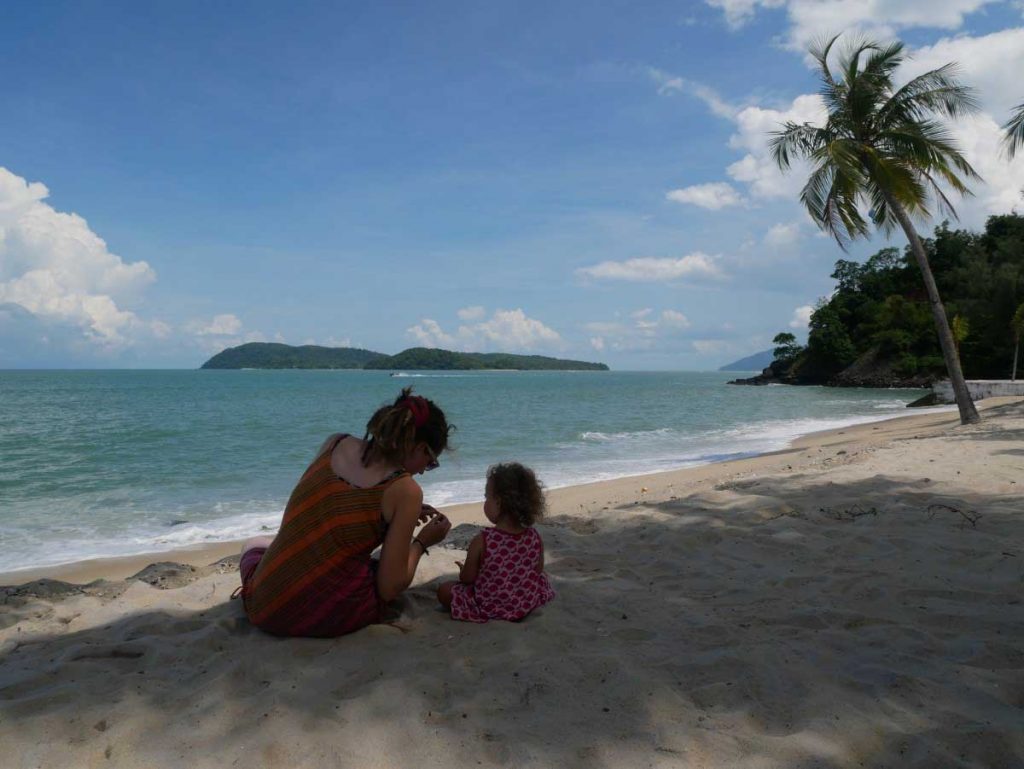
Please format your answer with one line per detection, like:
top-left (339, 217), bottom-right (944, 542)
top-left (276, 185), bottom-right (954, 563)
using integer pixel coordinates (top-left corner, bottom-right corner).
top-left (1, 1), bottom-right (1022, 369)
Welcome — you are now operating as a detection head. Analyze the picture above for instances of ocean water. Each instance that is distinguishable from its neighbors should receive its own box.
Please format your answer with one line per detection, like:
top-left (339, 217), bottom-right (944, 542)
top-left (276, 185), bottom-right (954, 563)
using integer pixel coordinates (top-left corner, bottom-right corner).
top-left (0, 370), bottom-right (948, 573)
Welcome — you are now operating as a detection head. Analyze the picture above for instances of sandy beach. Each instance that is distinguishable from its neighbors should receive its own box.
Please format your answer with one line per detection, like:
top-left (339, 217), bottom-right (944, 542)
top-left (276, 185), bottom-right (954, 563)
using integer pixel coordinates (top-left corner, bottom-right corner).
top-left (2, 398), bottom-right (1022, 768)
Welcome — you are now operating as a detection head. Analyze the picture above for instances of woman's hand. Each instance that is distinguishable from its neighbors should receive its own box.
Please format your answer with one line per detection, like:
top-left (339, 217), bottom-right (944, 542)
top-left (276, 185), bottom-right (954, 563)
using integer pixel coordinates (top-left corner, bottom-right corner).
top-left (415, 513), bottom-right (451, 548)
top-left (419, 504), bottom-right (440, 524)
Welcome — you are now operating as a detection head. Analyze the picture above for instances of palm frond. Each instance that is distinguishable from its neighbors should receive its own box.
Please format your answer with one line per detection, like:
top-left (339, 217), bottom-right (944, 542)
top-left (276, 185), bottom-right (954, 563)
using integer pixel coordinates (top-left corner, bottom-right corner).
top-left (772, 33), bottom-right (979, 244)
top-left (879, 65), bottom-right (980, 127)
top-left (769, 122), bottom-right (828, 169)
top-left (1002, 102), bottom-right (1024, 159)
top-left (800, 146), bottom-right (869, 249)
top-left (862, 40), bottom-right (905, 82)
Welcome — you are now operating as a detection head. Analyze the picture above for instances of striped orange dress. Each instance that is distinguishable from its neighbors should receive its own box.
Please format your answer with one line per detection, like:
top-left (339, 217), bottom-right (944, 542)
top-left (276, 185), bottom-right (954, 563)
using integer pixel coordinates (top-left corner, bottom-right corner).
top-left (241, 434), bottom-right (406, 637)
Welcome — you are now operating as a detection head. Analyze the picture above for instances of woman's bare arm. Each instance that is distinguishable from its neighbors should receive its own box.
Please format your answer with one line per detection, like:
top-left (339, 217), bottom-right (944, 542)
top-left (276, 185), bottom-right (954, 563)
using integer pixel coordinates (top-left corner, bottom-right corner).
top-left (376, 478), bottom-right (424, 601)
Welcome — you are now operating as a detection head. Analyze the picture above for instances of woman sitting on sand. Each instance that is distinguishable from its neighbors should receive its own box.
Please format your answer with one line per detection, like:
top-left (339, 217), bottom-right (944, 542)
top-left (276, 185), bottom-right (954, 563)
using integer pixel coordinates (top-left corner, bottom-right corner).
top-left (235, 388), bottom-right (454, 637)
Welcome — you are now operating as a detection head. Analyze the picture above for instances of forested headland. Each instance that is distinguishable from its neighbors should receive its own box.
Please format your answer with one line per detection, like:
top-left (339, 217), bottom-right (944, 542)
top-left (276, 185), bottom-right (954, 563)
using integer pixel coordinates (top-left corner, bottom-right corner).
top-left (734, 214), bottom-right (1024, 387)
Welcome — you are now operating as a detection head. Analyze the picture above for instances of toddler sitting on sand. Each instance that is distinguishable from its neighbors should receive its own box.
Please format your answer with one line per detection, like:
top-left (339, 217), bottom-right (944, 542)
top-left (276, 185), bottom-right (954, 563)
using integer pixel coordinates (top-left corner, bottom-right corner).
top-left (437, 462), bottom-right (555, 622)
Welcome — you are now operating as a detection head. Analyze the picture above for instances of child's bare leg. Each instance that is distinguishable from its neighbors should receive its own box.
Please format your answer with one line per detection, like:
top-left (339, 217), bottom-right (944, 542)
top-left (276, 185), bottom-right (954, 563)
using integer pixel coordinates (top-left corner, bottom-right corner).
top-left (437, 581), bottom-right (456, 609)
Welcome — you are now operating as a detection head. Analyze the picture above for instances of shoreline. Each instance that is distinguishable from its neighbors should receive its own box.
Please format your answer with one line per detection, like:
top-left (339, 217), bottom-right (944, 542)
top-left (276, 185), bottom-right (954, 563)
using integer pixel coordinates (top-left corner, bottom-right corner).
top-left (3, 396), bottom-right (1022, 767)
top-left (2, 396), bottom-right (1009, 587)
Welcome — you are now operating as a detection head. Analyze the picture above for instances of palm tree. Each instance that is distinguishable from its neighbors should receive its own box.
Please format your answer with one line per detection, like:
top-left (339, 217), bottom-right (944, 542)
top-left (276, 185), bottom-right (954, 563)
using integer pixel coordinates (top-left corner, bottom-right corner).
top-left (771, 35), bottom-right (981, 424)
top-left (1011, 303), bottom-right (1024, 381)
top-left (1002, 102), bottom-right (1024, 158)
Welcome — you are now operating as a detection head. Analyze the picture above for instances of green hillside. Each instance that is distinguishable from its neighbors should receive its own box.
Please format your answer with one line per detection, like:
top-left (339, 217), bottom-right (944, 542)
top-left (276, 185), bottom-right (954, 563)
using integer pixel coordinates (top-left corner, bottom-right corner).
top-left (200, 343), bottom-right (388, 369)
top-left (200, 343), bottom-right (609, 371)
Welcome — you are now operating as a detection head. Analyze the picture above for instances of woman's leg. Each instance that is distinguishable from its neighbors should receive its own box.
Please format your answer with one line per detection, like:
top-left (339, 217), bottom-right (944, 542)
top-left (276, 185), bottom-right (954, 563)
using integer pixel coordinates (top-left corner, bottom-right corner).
top-left (436, 581), bottom-right (456, 609)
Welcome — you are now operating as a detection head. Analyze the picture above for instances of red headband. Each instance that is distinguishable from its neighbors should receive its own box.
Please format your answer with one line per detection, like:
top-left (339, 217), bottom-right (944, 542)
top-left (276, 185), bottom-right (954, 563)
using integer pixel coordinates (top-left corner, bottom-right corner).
top-left (402, 396), bottom-right (430, 428)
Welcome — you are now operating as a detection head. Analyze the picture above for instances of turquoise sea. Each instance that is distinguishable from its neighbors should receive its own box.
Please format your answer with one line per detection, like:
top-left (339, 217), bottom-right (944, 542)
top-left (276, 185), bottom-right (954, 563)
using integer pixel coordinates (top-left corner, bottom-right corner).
top-left (0, 370), bottom-right (949, 573)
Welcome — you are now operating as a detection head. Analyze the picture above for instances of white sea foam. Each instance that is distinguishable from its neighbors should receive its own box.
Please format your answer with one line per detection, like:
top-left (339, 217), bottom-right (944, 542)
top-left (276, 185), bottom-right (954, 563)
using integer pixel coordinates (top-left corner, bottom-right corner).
top-left (0, 508), bottom-right (285, 574)
top-left (0, 370), bottom-right (956, 574)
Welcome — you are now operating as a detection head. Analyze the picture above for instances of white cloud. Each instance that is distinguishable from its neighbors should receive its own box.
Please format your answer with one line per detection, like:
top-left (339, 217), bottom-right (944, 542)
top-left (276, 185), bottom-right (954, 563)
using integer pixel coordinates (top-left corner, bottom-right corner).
top-left (406, 318), bottom-right (456, 348)
top-left (902, 28), bottom-right (1024, 118)
top-left (897, 30), bottom-right (1024, 226)
top-left (647, 68), bottom-right (738, 118)
top-left (764, 222), bottom-right (802, 248)
top-left (583, 308), bottom-right (692, 351)
top-left (691, 28), bottom-right (1024, 229)
top-left (660, 310), bottom-right (691, 329)
top-left (577, 252), bottom-right (726, 282)
top-left (933, 113), bottom-right (1024, 227)
top-left (789, 305), bottom-right (814, 328)
top-left (194, 313), bottom-right (242, 336)
top-left (0, 167), bottom-right (157, 350)
top-left (408, 309), bottom-right (563, 352)
top-left (457, 305), bottom-right (486, 321)
top-left (706, 0), bottom-right (998, 49)
top-left (706, 0), bottom-right (784, 30)
top-left (183, 313), bottom-right (265, 353)
top-left (467, 309), bottom-right (562, 350)
top-left (666, 182), bottom-right (745, 210)
top-left (726, 94), bottom-right (827, 201)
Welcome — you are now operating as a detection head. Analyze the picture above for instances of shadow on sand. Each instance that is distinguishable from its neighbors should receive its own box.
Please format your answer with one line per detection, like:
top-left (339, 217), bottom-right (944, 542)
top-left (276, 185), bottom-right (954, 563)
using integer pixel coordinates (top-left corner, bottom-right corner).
top-left (2, 471), bottom-right (1023, 767)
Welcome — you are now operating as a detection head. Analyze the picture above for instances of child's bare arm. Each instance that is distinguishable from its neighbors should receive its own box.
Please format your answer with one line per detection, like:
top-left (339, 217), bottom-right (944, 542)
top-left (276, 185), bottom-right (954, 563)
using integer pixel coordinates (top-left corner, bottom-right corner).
top-left (537, 538), bottom-right (545, 572)
top-left (458, 534), bottom-right (484, 584)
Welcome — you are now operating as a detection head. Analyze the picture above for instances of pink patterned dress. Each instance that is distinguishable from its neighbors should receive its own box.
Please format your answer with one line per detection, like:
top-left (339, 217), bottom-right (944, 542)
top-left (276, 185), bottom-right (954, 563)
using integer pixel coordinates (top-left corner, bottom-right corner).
top-left (450, 527), bottom-right (555, 623)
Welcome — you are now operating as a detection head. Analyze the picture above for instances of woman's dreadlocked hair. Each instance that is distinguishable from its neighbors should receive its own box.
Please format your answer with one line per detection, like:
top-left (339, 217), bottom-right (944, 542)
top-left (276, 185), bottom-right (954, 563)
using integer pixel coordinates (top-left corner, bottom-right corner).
top-left (361, 387), bottom-right (453, 468)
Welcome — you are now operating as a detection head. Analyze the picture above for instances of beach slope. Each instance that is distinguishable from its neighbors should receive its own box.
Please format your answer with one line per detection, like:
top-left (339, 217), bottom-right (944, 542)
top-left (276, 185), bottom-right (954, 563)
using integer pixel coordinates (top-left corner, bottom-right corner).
top-left (2, 400), bottom-right (1022, 768)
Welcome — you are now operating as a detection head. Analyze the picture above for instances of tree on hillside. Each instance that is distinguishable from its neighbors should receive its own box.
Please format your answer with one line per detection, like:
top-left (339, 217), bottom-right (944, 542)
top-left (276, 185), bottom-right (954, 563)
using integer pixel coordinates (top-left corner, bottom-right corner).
top-left (772, 332), bottom-right (803, 363)
top-left (1002, 102), bottom-right (1024, 158)
top-left (1012, 303), bottom-right (1024, 381)
top-left (770, 35), bottom-right (981, 424)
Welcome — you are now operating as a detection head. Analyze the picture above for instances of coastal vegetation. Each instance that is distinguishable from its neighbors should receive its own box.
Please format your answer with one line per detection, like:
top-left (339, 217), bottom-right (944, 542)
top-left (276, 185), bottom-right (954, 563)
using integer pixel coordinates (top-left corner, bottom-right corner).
top-left (742, 214), bottom-right (1024, 389)
top-left (770, 35), bottom-right (983, 422)
top-left (363, 347), bottom-right (609, 371)
top-left (200, 342), bottom-right (609, 371)
top-left (200, 343), bottom-right (389, 369)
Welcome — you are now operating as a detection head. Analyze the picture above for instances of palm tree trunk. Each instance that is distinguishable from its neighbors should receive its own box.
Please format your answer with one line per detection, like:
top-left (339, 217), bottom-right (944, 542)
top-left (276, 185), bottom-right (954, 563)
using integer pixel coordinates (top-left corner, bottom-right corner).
top-left (1013, 338), bottom-right (1019, 381)
top-left (883, 192), bottom-right (981, 424)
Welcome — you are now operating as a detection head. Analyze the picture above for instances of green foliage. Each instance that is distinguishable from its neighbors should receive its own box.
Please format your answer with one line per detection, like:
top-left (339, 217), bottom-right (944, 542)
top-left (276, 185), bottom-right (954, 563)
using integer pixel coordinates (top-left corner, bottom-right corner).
top-left (365, 347), bottom-right (609, 371)
top-left (806, 304), bottom-right (857, 369)
top-left (1002, 102), bottom-right (1024, 158)
top-left (202, 343), bottom-right (610, 371)
top-left (201, 343), bottom-right (388, 369)
top-left (785, 214), bottom-right (1024, 381)
top-left (1012, 303), bottom-right (1024, 340)
top-left (771, 332), bottom-right (803, 362)
top-left (770, 35), bottom-right (980, 249)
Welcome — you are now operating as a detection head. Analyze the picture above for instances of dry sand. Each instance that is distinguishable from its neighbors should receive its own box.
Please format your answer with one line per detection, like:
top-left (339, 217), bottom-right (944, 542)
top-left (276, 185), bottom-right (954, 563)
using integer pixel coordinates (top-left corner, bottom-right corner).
top-left (1, 398), bottom-right (1022, 768)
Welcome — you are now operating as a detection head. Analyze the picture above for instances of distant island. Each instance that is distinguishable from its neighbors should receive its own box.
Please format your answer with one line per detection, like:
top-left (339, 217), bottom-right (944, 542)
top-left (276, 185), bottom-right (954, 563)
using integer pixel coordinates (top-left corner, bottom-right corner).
top-left (718, 350), bottom-right (774, 372)
top-left (200, 343), bottom-right (609, 371)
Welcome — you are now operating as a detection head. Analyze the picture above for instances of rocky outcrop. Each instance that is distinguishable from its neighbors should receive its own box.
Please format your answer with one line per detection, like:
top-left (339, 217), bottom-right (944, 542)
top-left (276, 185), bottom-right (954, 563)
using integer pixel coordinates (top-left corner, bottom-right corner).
top-left (727, 366), bottom-right (785, 385)
top-left (827, 348), bottom-right (936, 388)
top-left (729, 347), bottom-right (939, 389)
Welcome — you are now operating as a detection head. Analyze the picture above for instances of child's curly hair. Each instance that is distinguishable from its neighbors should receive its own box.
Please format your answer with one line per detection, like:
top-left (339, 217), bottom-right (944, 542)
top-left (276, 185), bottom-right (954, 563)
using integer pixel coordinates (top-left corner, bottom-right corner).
top-left (487, 462), bottom-right (546, 527)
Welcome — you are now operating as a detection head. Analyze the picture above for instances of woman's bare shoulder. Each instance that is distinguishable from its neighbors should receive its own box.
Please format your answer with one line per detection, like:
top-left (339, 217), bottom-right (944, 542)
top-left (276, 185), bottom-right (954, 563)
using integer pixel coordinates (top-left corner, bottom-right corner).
top-left (315, 433), bottom-right (344, 457)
